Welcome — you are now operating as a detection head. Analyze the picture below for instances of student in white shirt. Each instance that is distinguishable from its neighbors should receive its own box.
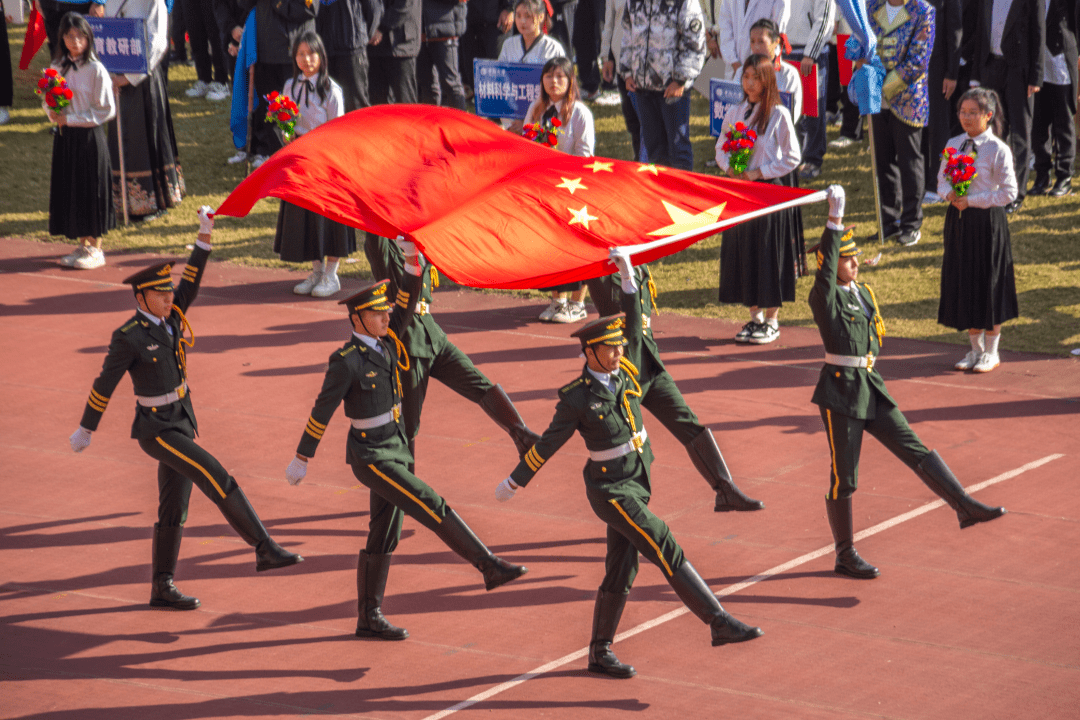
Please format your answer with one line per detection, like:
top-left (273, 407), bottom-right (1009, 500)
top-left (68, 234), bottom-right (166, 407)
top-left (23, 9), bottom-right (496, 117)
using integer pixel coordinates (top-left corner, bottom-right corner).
top-left (715, 0), bottom-right (789, 79)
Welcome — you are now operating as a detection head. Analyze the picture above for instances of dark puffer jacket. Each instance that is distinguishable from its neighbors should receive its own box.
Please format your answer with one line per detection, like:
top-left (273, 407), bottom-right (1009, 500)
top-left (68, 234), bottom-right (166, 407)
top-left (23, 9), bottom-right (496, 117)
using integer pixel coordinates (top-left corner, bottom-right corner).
top-left (422, 0), bottom-right (466, 40)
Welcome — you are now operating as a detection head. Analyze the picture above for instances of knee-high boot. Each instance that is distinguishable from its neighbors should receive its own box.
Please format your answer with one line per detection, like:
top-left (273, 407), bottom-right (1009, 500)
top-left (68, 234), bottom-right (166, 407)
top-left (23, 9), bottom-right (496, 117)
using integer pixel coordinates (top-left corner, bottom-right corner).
top-left (688, 429), bottom-right (764, 511)
top-left (667, 561), bottom-right (763, 646)
top-left (218, 486), bottom-right (304, 572)
top-left (355, 550), bottom-right (409, 640)
top-left (825, 497), bottom-right (879, 578)
top-left (435, 509), bottom-right (528, 590)
top-left (480, 384), bottom-right (541, 458)
top-left (915, 451), bottom-right (1007, 529)
top-left (149, 523), bottom-right (200, 609)
top-left (587, 590), bottom-right (636, 678)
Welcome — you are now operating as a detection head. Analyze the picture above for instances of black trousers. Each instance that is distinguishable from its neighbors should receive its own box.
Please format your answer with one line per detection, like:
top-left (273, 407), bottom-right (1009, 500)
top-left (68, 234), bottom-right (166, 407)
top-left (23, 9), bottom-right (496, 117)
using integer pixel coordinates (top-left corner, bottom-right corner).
top-left (328, 52), bottom-right (371, 112)
top-left (460, 18), bottom-right (502, 89)
top-left (170, 1), bottom-right (187, 61)
top-left (871, 111), bottom-right (924, 233)
top-left (0, 13), bottom-right (12, 108)
top-left (38, 0), bottom-right (92, 56)
top-left (616, 73), bottom-right (643, 161)
top-left (181, 0), bottom-right (227, 84)
top-left (1031, 82), bottom-right (1076, 181)
top-left (547, 0), bottom-right (578, 59)
top-left (981, 54), bottom-right (1035, 200)
top-left (250, 62), bottom-right (292, 156)
top-left (418, 38), bottom-right (467, 110)
top-left (839, 84), bottom-right (863, 140)
top-left (368, 55), bottom-right (419, 105)
top-left (922, 65), bottom-right (954, 185)
top-left (572, 0), bottom-right (603, 94)
top-left (137, 430), bottom-right (239, 527)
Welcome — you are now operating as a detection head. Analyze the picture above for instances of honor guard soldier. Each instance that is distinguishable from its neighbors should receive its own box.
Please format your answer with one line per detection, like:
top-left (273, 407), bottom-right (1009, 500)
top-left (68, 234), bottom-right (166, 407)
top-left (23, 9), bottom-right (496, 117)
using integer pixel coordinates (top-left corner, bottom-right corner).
top-left (69, 208), bottom-right (303, 611)
top-left (365, 235), bottom-right (540, 466)
top-left (495, 249), bottom-right (763, 679)
top-left (809, 186), bottom-right (1006, 580)
top-left (285, 240), bottom-right (528, 641)
top-left (586, 266), bottom-right (764, 512)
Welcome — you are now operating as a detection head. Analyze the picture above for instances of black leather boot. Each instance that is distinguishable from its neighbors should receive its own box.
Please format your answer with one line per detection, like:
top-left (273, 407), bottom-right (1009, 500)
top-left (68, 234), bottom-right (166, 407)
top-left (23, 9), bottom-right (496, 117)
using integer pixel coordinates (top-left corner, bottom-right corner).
top-left (825, 497), bottom-right (880, 578)
top-left (668, 561), bottom-right (762, 646)
top-left (480, 384), bottom-right (541, 458)
top-left (688, 429), bottom-right (764, 512)
top-left (1029, 171), bottom-right (1051, 196)
top-left (586, 590), bottom-right (636, 678)
top-left (355, 550), bottom-right (409, 640)
top-left (219, 486), bottom-right (304, 572)
top-left (149, 523), bottom-right (200, 610)
top-left (436, 509), bottom-right (527, 590)
top-left (915, 451), bottom-right (1007, 529)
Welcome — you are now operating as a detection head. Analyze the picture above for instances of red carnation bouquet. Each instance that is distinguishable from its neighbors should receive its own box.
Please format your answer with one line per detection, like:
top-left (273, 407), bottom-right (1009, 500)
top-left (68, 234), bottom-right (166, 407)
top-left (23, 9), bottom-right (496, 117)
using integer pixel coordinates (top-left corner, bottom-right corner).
top-left (523, 115), bottom-right (562, 147)
top-left (37, 68), bottom-right (73, 114)
top-left (265, 91), bottom-right (300, 142)
top-left (721, 121), bottom-right (757, 174)
top-left (940, 146), bottom-right (978, 197)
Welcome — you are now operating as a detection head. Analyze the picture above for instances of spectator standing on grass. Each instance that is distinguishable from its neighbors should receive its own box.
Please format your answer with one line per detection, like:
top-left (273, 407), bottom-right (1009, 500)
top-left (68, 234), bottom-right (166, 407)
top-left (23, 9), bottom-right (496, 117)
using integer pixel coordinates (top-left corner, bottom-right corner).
top-left (497, 0), bottom-right (565, 131)
top-left (182, 0), bottom-right (231, 100)
top-left (600, 0), bottom-right (643, 160)
top-left (460, 0), bottom-right (512, 95)
top-left (572, 0), bottom-right (604, 99)
top-left (787, 0), bottom-right (835, 181)
top-left (212, 0), bottom-right (245, 82)
top-left (36, 0), bottom-right (105, 57)
top-left (920, 0), bottom-right (961, 204)
top-left (316, 0), bottom-right (382, 111)
top-left (715, 0), bottom-right (788, 81)
top-left (1028, 0), bottom-right (1076, 199)
top-left (830, 13), bottom-right (864, 147)
top-left (417, 0), bottom-right (468, 109)
top-left (368, 0), bottom-right (422, 105)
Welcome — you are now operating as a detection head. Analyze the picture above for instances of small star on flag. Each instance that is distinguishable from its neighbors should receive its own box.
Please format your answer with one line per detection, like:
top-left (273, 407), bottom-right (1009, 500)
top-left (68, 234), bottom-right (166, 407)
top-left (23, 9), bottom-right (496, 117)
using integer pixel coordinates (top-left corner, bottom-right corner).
top-left (556, 177), bottom-right (588, 194)
top-left (583, 160), bottom-right (614, 173)
top-left (647, 201), bottom-right (726, 237)
top-left (636, 164), bottom-right (660, 176)
top-left (568, 205), bottom-right (599, 230)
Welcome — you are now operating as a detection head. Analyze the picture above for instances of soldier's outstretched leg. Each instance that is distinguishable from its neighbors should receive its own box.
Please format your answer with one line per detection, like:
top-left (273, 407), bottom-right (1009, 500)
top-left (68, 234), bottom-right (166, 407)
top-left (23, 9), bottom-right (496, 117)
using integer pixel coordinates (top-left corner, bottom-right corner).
top-left (149, 523), bottom-right (200, 610)
top-left (825, 497), bottom-right (879, 579)
top-left (479, 384), bottom-right (541, 458)
top-left (688, 429), bottom-right (765, 512)
top-left (587, 590), bottom-right (636, 678)
top-left (355, 550), bottom-right (409, 640)
top-left (915, 451), bottom-right (1007, 529)
top-left (218, 486), bottom-right (304, 572)
top-left (436, 509), bottom-right (528, 590)
top-left (668, 561), bottom-right (763, 646)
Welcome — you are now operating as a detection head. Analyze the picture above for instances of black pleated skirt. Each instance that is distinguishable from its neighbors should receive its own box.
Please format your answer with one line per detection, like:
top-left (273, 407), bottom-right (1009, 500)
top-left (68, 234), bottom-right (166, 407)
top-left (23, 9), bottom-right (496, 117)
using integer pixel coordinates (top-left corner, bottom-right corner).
top-left (50, 125), bottom-right (115, 239)
top-left (938, 204), bottom-right (1019, 331)
top-left (718, 177), bottom-right (795, 308)
top-left (274, 201), bottom-right (357, 262)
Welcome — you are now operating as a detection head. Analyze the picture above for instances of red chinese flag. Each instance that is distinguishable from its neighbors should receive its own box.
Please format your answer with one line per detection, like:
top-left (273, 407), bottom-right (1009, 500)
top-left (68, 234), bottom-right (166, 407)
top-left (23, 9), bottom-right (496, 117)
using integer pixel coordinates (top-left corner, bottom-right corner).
top-left (216, 106), bottom-right (823, 289)
top-left (20, 8), bottom-right (48, 71)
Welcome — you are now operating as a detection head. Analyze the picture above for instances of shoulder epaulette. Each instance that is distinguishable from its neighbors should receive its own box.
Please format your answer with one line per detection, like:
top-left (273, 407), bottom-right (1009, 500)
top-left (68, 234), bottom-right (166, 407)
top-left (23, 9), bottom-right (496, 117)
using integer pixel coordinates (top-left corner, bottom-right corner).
top-left (120, 319), bottom-right (139, 333)
top-left (338, 345), bottom-right (357, 357)
top-left (560, 377), bottom-right (585, 394)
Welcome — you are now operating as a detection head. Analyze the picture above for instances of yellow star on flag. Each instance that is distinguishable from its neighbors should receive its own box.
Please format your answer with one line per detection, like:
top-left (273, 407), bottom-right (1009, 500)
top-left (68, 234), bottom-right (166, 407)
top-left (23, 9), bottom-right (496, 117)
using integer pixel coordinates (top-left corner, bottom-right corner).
top-left (583, 160), bottom-right (614, 173)
top-left (636, 164), bottom-right (660, 176)
top-left (646, 201), bottom-right (726, 237)
top-left (568, 205), bottom-right (599, 230)
top-left (556, 177), bottom-right (588, 194)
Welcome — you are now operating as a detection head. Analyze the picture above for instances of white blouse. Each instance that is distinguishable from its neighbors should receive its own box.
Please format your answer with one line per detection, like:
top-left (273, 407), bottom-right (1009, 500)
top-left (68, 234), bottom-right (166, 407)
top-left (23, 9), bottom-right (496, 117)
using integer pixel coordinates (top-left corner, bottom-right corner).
top-left (524, 98), bottom-right (595, 157)
top-left (46, 58), bottom-right (116, 128)
top-left (497, 34), bottom-right (566, 64)
top-left (283, 74), bottom-right (344, 136)
top-left (105, 0), bottom-right (168, 86)
top-left (714, 100), bottom-right (800, 179)
top-left (936, 129), bottom-right (1017, 209)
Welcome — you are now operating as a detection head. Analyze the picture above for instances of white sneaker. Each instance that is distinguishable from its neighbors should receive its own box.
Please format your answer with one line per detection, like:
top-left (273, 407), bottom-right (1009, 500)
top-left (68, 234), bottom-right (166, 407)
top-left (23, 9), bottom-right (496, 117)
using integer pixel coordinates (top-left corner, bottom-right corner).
top-left (922, 191), bottom-right (942, 205)
top-left (73, 246), bottom-right (105, 269)
top-left (251, 154), bottom-right (269, 169)
top-left (185, 80), bottom-right (210, 98)
top-left (538, 299), bottom-right (563, 322)
top-left (954, 349), bottom-right (980, 371)
top-left (293, 271), bottom-right (322, 295)
top-left (972, 352), bottom-right (1000, 373)
top-left (206, 82), bottom-right (230, 101)
top-left (0, 107), bottom-right (9, 125)
top-left (59, 245), bottom-right (88, 267)
top-left (311, 273), bottom-right (341, 297)
top-left (227, 150), bottom-right (248, 165)
top-left (593, 90), bottom-right (622, 106)
top-left (556, 301), bottom-right (587, 322)
top-left (829, 136), bottom-right (857, 149)
top-left (748, 323), bottom-right (780, 344)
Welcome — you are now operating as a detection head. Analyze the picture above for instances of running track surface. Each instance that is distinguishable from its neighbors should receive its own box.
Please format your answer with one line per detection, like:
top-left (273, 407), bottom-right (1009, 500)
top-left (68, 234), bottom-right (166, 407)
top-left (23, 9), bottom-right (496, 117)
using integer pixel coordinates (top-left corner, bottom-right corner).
top-left (2, 237), bottom-right (1078, 720)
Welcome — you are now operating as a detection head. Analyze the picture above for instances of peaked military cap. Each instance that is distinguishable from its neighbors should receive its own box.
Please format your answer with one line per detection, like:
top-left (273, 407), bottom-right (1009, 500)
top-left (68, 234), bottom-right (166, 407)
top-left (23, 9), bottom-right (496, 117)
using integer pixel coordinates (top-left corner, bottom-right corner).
top-left (808, 227), bottom-right (860, 267)
top-left (339, 279), bottom-right (393, 312)
top-left (123, 262), bottom-right (175, 292)
top-left (571, 314), bottom-right (629, 347)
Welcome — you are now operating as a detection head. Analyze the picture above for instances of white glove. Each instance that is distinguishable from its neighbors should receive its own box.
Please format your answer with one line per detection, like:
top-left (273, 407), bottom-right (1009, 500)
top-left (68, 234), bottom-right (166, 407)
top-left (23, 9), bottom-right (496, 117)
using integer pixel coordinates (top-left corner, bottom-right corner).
top-left (495, 477), bottom-right (518, 502)
top-left (197, 206), bottom-right (215, 234)
top-left (285, 456), bottom-right (308, 486)
top-left (826, 185), bottom-right (845, 219)
top-left (69, 426), bottom-right (92, 453)
top-left (394, 235), bottom-right (417, 257)
top-left (609, 247), bottom-right (639, 294)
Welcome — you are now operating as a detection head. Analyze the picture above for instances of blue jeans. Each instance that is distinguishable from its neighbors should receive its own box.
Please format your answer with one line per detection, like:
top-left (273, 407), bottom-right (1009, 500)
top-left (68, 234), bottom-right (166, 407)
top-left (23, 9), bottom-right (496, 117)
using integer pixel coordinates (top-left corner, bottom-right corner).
top-left (635, 90), bottom-right (693, 170)
top-left (790, 47), bottom-right (829, 167)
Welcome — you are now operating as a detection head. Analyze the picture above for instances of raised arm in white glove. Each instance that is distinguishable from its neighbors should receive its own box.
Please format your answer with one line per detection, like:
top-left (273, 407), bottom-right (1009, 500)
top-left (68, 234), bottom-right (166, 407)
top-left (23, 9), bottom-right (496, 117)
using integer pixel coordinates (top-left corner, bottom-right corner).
top-left (609, 246), bottom-right (639, 294)
top-left (395, 235), bottom-right (424, 277)
top-left (825, 185), bottom-right (845, 228)
top-left (70, 427), bottom-right (92, 453)
top-left (285, 456), bottom-right (308, 486)
top-left (197, 205), bottom-right (215, 236)
top-left (495, 477), bottom-right (519, 502)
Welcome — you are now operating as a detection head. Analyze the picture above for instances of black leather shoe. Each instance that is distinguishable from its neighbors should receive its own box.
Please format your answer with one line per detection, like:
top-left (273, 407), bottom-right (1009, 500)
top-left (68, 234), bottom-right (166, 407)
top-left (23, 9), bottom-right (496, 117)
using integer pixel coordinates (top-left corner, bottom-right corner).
top-left (1049, 177), bottom-right (1073, 197)
top-left (255, 538), bottom-right (304, 572)
top-left (1028, 172), bottom-right (1051, 196)
top-left (587, 643), bottom-right (637, 678)
top-left (710, 612), bottom-right (764, 646)
top-left (1005, 199), bottom-right (1024, 214)
top-left (150, 576), bottom-right (201, 610)
top-left (834, 547), bottom-right (880, 579)
top-left (478, 555), bottom-right (528, 591)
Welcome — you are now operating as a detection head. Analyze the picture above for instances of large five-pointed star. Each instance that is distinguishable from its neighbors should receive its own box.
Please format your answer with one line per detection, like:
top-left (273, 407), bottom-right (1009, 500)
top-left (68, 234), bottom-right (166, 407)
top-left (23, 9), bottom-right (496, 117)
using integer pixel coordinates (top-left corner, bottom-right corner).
top-left (556, 177), bottom-right (588, 194)
top-left (646, 200), bottom-right (727, 237)
top-left (583, 160), bottom-right (614, 173)
top-left (568, 205), bottom-right (599, 230)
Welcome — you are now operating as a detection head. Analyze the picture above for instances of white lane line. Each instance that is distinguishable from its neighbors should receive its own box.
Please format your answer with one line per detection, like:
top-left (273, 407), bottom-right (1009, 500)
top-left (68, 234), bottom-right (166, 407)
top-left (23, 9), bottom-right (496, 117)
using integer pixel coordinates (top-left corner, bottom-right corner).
top-left (423, 453), bottom-right (1064, 720)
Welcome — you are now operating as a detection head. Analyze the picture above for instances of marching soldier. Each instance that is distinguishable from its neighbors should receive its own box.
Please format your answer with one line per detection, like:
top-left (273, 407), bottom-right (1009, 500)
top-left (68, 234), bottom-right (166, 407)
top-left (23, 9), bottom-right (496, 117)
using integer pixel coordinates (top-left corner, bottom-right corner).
top-left (285, 239), bottom-right (528, 641)
top-left (809, 186), bottom-right (1006, 580)
top-left (495, 248), bottom-right (763, 679)
top-left (69, 207), bottom-right (303, 611)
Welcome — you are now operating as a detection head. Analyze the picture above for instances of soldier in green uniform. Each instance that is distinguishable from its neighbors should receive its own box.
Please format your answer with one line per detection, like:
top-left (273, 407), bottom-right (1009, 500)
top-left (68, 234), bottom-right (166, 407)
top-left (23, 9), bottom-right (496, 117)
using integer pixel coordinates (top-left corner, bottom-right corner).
top-left (69, 207), bottom-right (303, 611)
top-left (285, 241), bottom-right (528, 641)
top-left (365, 235), bottom-right (540, 465)
top-left (585, 268), bottom-right (763, 512)
top-left (495, 249), bottom-right (763, 680)
top-left (809, 186), bottom-right (1006, 580)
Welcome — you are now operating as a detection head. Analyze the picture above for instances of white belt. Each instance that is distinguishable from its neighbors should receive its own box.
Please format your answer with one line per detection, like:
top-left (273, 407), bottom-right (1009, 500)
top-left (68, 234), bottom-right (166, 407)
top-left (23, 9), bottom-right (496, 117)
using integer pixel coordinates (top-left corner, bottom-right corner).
top-left (825, 352), bottom-right (876, 372)
top-left (590, 428), bottom-right (648, 462)
top-left (136, 381), bottom-right (188, 407)
top-left (642, 315), bottom-right (651, 329)
top-left (415, 300), bottom-right (430, 316)
top-left (350, 404), bottom-right (402, 430)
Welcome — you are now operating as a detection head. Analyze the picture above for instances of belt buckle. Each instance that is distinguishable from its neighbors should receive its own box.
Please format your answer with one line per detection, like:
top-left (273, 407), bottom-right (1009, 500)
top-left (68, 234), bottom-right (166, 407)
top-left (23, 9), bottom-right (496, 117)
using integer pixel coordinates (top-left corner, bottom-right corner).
top-left (631, 434), bottom-right (644, 453)
top-left (865, 353), bottom-right (875, 373)
top-left (177, 384), bottom-right (186, 399)
top-left (392, 405), bottom-right (401, 422)
top-left (416, 301), bottom-right (429, 316)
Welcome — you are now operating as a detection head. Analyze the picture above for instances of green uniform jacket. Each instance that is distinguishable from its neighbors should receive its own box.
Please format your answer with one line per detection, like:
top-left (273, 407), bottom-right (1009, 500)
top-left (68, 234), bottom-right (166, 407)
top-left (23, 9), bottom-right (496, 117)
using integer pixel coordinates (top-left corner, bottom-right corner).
top-left (591, 267), bottom-right (666, 376)
top-left (365, 235), bottom-right (445, 361)
top-left (296, 272), bottom-right (422, 464)
top-left (807, 228), bottom-right (896, 420)
top-left (79, 245), bottom-right (210, 440)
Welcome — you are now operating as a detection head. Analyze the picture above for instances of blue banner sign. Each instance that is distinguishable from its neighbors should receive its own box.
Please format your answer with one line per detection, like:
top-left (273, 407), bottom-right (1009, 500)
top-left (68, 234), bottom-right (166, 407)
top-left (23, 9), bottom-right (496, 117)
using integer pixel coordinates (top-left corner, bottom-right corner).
top-left (473, 60), bottom-right (544, 119)
top-left (86, 18), bottom-right (149, 75)
top-left (709, 78), bottom-right (793, 137)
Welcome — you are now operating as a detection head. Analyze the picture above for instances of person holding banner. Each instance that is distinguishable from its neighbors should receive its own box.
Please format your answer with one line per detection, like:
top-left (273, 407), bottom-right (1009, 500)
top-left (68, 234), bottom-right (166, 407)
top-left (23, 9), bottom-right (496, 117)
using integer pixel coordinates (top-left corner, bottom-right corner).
top-left (497, 0), bottom-right (565, 132)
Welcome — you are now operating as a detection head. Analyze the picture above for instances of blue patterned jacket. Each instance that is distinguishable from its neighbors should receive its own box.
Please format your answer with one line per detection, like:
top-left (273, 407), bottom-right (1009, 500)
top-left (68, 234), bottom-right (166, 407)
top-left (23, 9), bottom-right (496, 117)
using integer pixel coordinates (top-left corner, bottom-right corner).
top-left (868, 0), bottom-right (936, 127)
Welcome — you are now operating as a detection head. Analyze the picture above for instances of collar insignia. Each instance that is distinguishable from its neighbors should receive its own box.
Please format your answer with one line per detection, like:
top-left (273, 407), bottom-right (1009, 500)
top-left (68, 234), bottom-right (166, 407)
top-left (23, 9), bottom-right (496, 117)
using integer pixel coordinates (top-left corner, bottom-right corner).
top-left (147, 344), bottom-right (159, 351)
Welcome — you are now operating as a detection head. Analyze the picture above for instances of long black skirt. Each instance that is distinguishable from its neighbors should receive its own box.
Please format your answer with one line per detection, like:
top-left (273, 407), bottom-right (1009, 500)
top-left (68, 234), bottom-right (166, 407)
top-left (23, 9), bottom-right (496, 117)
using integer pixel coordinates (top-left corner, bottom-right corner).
top-left (779, 170), bottom-right (808, 281)
top-left (274, 201), bottom-right (357, 262)
top-left (718, 178), bottom-right (795, 308)
top-left (938, 204), bottom-right (1019, 331)
top-left (108, 65), bottom-right (185, 218)
top-left (50, 125), bottom-right (115, 239)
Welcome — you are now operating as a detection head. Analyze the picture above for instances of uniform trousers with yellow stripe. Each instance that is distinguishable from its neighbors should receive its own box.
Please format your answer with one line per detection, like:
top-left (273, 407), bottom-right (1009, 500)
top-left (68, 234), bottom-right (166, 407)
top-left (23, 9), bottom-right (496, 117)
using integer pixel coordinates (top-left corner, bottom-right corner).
top-left (820, 395), bottom-right (930, 500)
top-left (401, 338), bottom-right (493, 443)
top-left (349, 458), bottom-right (450, 554)
top-left (638, 364), bottom-right (704, 447)
top-left (137, 429), bottom-right (239, 527)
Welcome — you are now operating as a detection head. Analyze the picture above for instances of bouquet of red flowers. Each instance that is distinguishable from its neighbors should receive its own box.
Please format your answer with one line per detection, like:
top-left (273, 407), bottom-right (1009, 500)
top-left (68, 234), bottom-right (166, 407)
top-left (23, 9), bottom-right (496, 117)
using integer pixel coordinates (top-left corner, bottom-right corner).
top-left (265, 91), bottom-right (300, 142)
top-left (721, 121), bottom-right (757, 174)
top-left (37, 68), bottom-right (73, 114)
top-left (523, 115), bottom-right (562, 147)
top-left (940, 146), bottom-right (978, 197)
